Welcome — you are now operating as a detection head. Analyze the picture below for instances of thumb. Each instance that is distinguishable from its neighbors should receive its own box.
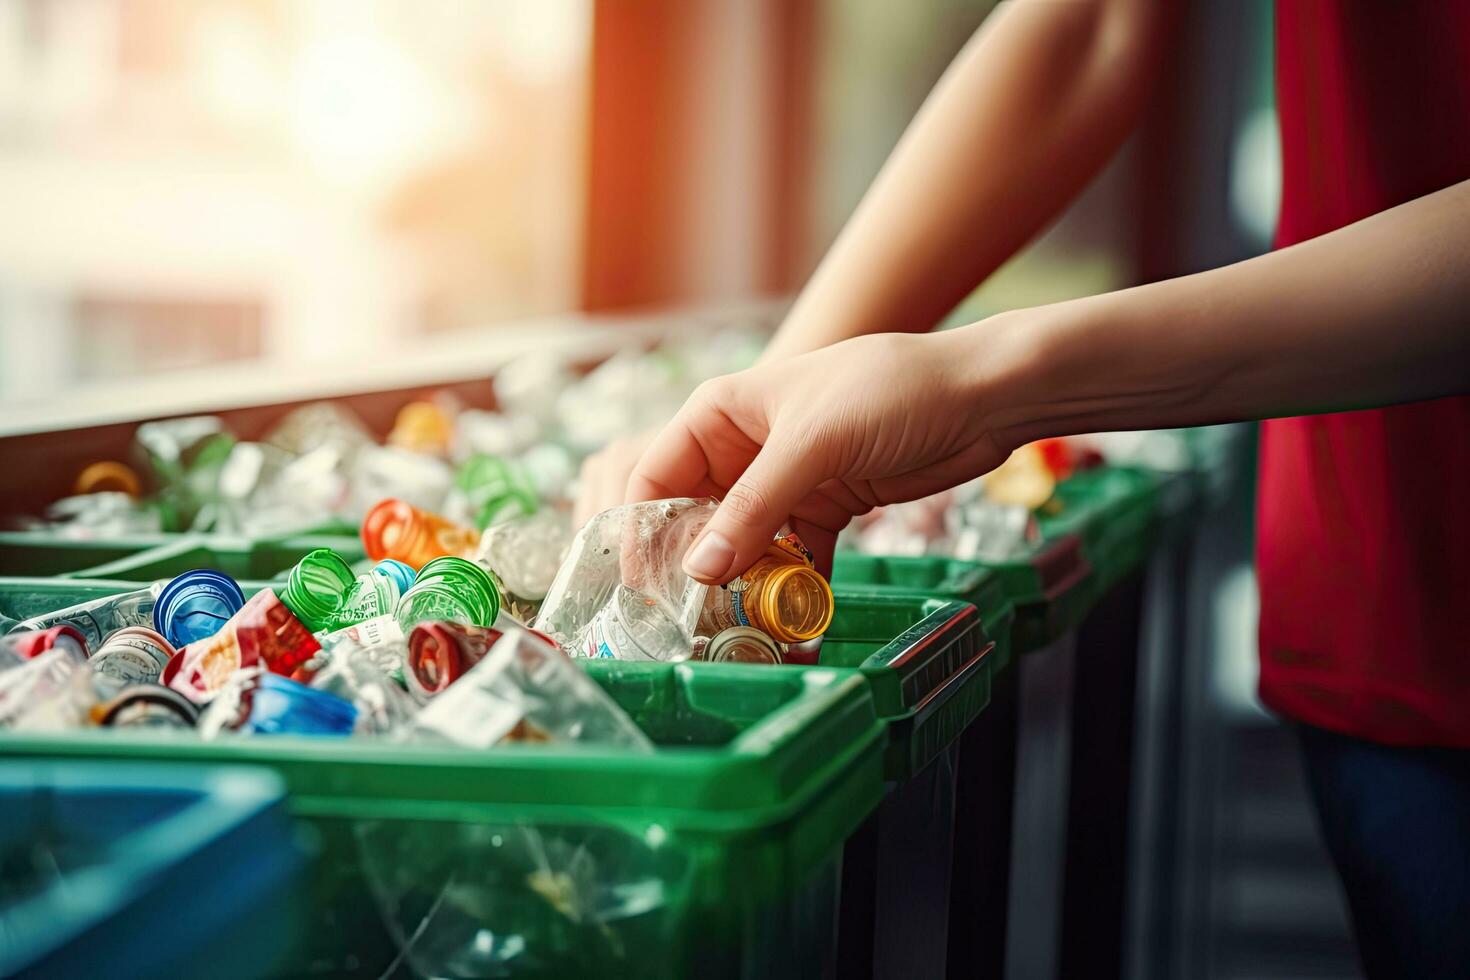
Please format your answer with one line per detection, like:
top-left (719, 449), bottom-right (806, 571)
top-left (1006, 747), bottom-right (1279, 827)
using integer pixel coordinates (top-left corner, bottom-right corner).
top-left (682, 434), bottom-right (826, 584)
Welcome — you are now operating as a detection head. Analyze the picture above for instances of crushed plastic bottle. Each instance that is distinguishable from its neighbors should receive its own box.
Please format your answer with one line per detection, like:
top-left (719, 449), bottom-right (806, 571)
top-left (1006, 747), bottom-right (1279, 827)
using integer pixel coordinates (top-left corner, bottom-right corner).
top-left (153, 570), bottom-right (247, 649)
top-left (494, 351), bottom-right (576, 429)
top-left (31, 492), bottom-right (164, 538)
top-left (404, 622), bottom-right (503, 698)
top-left (92, 683), bottom-right (200, 729)
top-left (0, 648), bottom-right (92, 729)
top-left (475, 509), bottom-right (573, 605)
top-left (450, 454), bottom-right (539, 530)
top-left (211, 441), bottom-right (344, 536)
top-left (73, 461), bottom-right (143, 498)
top-left (455, 408), bottom-right (542, 460)
top-left (349, 447), bottom-right (455, 521)
top-left (555, 350), bottom-right (687, 454)
top-left (388, 400), bottom-right (457, 457)
top-left (307, 642), bottom-right (419, 735)
top-left (12, 585), bottom-right (163, 652)
top-left (406, 629), bottom-right (653, 750)
top-left (90, 626), bottom-right (176, 686)
top-left (578, 585), bottom-right (696, 662)
top-left (135, 416), bottom-right (238, 531)
top-left (263, 401), bottom-right (376, 462)
top-left (945, 499), bottom-right (1039, 561)
top-left (534, 498), bottom-right (714, 656)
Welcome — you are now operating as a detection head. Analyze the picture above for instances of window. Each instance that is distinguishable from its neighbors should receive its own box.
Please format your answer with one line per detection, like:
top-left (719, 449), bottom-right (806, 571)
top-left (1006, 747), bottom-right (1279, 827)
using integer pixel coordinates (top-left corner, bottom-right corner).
top-left (0, 0), bottom-right (590, 404)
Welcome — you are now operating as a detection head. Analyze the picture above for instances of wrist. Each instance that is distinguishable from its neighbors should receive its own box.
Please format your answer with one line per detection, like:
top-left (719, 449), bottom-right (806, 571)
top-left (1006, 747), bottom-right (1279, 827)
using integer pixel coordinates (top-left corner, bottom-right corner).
top-left (944, 296), bottom-right (1104, 451)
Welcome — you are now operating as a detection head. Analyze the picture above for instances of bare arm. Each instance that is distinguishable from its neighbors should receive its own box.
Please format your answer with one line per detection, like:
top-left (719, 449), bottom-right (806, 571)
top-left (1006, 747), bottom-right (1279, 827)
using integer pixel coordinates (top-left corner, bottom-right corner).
top-left (629, 179), bottom-right (1470, 582)
top-left (763, 0), bottom-right (1175, 362)
top-left (978, 178), bottom-right (1470, 444)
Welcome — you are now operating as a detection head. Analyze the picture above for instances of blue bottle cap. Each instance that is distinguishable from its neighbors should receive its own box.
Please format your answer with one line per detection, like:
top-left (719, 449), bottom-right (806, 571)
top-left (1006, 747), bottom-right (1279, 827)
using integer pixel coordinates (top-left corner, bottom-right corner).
top-left (371, 559), bottom-right (417, 596)
top-left (153, 570), bottom-right (247, 649)
top-left (244, 674), bottom-right (357, 736)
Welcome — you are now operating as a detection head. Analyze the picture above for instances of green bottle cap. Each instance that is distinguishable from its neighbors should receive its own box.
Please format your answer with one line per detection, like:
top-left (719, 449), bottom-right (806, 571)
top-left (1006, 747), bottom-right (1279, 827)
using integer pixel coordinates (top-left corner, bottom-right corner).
top-left (457, 455), bottom-right (539, 529)
top-left (395, 556), bottom-right (501, 631)
top-left (281, 548), bottom-right (356, 632)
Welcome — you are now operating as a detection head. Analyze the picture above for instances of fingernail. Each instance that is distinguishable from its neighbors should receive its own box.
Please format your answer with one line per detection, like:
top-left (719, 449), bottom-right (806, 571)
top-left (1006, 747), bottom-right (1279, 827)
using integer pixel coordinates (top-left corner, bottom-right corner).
top-left (684, 530), bottom-right (737, 582)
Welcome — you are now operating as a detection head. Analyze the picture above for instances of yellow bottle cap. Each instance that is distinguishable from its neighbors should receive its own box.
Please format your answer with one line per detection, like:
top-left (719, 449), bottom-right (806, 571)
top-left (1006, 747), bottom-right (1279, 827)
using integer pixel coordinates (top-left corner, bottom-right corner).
top-left (758, 563), bottom-right (834, 643)
top-left (983, 443), bottom-right (1056, 509)
top-left (75, 461), bottom-right (142, 498)
top-left (389, 401), bottom-right (454, 454)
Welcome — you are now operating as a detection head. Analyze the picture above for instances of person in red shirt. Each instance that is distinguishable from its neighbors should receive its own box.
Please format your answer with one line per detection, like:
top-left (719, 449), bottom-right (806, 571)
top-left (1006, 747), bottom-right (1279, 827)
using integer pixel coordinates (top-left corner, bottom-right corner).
top-left (578, 2), bottom-right (1470, 975)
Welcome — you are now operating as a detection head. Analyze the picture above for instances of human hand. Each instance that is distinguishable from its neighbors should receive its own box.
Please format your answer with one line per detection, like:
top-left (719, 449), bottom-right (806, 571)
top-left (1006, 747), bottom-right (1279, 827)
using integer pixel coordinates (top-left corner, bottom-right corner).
top-left (625, 329), bottom-right (1015, 584)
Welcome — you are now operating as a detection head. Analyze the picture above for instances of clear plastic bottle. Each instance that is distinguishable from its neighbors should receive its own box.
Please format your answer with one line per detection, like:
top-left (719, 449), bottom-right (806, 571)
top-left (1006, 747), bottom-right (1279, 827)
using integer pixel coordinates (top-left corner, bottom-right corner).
top-left (362, 499), bottom-right (480, 569)
top-left (13, 584), bottom-right (163, 651)
top-left (474, 508), bottom-right (572, 604)
top-left (578, 585), bottom-right (693, 662)
top-left (396, 556), bottom-right (501, 632)
top-left (534, 497), bottom-right (714, 649)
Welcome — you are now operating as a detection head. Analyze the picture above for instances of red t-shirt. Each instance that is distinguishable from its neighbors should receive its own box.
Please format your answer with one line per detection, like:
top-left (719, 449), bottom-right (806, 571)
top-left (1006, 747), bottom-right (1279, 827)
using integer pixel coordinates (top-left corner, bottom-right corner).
top-left (1257, 1), bottom-right (1470, 746)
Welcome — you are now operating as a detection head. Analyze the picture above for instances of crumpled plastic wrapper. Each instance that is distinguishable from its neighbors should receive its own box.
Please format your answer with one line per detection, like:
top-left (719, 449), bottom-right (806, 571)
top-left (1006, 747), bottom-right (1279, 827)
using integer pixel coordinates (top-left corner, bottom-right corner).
top-left (534, 498), bottom-right (714, 654)
top-left (405, 630), bottom-right (653, 751)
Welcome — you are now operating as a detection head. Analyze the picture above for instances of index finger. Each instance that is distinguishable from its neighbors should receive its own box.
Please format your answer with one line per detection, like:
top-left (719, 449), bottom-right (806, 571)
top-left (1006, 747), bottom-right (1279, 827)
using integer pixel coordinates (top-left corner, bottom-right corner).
top-left (625, 415), bottom-right (710, 504)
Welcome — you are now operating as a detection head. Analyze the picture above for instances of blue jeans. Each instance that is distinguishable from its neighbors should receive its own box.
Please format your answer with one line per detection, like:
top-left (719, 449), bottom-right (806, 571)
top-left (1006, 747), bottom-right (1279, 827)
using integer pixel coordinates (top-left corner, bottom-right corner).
top-left (1296, 723), bottom-right (1470, 980)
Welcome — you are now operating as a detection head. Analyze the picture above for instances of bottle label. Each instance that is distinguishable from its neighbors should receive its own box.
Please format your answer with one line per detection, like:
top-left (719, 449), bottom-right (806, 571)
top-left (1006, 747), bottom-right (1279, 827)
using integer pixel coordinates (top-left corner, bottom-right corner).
top-left (700, 575), bottom-right (753, 634)
top-left (321, 614), bottom-right (404, 651)
top-left (92, 642), bottom-right (169, 685)
top-left (585, 615), bottom-right (619, 659)
top-left (728, 577), bottom-right (752, 628)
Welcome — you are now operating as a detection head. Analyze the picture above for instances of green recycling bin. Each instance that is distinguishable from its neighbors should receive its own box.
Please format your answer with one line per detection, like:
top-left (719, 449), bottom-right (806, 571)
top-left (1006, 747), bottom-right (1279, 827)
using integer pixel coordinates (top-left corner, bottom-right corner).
top-left (0, 532), bottom-right (166, 578)
top-left (0, 524), bottom-right (361, 581)
top-left (812, 591), bottom-right (1006, 979)
top-left (0, 652), bottom-right (885, 979)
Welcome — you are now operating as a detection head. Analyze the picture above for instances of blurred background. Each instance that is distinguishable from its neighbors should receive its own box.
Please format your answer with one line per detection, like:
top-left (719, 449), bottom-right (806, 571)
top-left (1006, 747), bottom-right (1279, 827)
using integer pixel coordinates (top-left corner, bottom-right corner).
top-left (0, 1), bottom-right (1360, 978)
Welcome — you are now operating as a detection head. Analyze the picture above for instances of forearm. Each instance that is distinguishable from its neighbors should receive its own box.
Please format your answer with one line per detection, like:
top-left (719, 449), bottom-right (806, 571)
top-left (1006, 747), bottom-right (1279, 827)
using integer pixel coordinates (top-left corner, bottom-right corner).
top-left (763, 0), bottom-right (1173, 362)
top-left (974, 179), bottom-right (1470, 444)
